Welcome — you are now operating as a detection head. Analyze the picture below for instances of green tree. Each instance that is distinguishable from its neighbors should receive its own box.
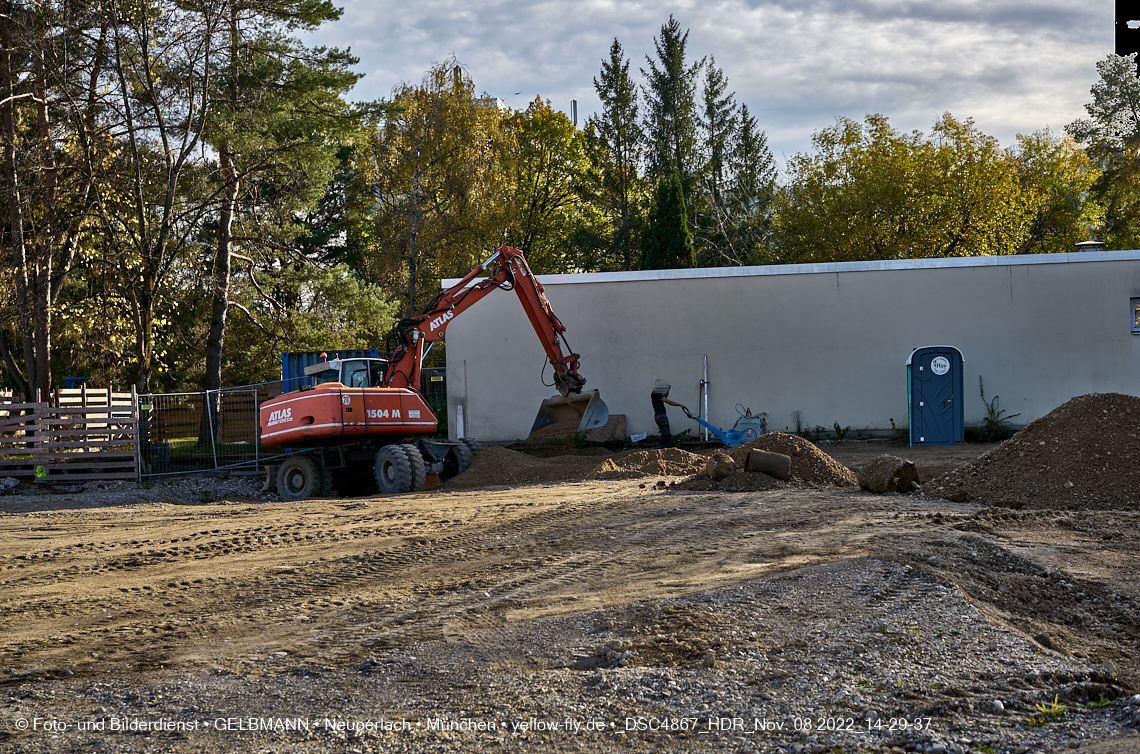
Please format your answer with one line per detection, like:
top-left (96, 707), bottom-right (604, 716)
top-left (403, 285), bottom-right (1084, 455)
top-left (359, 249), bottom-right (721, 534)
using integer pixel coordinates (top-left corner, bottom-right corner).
top-left (1066, 53), bottom-right (1140, 248)
top-left (1013, 129), bottom-right (1103, 254)
top-left (501, 96), bottom-right (599, 273)
top-left (775, 113), bottom-right (1031, 263)
top-left (587, 38), bottom-right (645, 271)
top-left (349, 59), bottom-right (507, 317)
top-left (642, 171), bottom-right (695, 269)
top-left (642, 15), bottom-right (702, 193)
top-left (200, 0), bottom-right (363, 398)
top-left (0, 0), bottom-right (108, 396)
top-left (82, 0), bottom-right (223, 392)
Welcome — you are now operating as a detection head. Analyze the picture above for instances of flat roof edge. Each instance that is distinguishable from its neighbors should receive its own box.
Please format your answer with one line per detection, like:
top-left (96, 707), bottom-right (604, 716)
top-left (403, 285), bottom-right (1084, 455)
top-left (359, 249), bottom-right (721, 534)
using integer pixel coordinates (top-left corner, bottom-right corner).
top-left (442, 250), bottom-right (1140, 287)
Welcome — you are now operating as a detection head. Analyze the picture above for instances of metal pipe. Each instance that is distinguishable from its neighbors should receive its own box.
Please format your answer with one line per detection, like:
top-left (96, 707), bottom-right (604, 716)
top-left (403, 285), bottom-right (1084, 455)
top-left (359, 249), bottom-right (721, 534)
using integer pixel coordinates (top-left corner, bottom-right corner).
top-left (702, 355), bottom-right (709, 442)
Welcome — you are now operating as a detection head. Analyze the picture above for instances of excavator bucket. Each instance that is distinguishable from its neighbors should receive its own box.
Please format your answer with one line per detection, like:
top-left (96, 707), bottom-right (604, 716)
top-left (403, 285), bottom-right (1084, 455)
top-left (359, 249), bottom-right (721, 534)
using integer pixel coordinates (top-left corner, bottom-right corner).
top-left (530, 389), bottom-right (609, 436)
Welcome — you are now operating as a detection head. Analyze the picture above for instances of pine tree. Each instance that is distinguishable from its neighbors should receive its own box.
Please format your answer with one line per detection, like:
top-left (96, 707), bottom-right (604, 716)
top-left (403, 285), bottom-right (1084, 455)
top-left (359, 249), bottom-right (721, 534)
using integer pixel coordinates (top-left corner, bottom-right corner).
top-left (642, 172), bottom-right (696, 269)
top-left (591, 38), bottom-right (644, 270)
top-left (641, 16), bottom-right (703, 189)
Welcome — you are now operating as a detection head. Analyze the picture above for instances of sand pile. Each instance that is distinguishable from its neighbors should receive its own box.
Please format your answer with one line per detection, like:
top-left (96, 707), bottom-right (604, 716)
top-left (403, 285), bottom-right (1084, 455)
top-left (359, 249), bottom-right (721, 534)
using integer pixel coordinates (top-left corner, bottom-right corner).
top-left (441, 446), bottom-right (606, 490)
top-left (730, 432), bottom-right (858, 487)
top-left (526, 419), bottom-right (582, 442)
top-left (928, 393), bottom-right (1140, 510)
top-left (586, 448), bottom-right (708, 480)
top-left (676, 432), bottom-right (858, 492)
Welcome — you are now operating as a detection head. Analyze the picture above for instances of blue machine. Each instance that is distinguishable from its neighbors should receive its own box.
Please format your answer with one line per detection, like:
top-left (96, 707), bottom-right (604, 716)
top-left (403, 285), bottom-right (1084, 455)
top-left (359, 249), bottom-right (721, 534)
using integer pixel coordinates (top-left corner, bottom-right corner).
top-left (681, 405), bottom-right (767, 446)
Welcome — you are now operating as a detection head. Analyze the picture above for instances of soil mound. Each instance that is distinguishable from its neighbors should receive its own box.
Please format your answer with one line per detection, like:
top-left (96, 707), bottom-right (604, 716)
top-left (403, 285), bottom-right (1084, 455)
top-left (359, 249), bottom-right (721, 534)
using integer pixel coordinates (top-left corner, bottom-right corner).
top-left (729, 432), bottom-right (857, 487)
top-left (677, 468), bottom-right (784, 492)
top-left (587, 448), bottom-right (708, 480)
top-left (928, 393), bottom-right (1140, 510)
top-left (441, 446), bottom-right (604, 489)
top-left (526, 419), bottom-right (581, 442)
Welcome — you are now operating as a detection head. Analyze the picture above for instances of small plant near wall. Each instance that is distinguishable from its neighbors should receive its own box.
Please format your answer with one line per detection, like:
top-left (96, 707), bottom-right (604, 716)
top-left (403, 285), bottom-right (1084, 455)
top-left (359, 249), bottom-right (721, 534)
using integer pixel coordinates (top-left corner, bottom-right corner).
top-left (889, 418), bottom-right (906, 443)
top-left (832, 422), bottom-right (851, 441)
top-left (974, 376), bottom-right (1020, 442)
top-left (789, 410), bottom-right (805, 435)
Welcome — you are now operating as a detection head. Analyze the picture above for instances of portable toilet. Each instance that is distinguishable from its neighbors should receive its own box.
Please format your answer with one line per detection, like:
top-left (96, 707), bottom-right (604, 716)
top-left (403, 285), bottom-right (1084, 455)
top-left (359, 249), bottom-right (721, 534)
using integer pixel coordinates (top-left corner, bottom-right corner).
top-left (906, 346), bottom-right (964, 446)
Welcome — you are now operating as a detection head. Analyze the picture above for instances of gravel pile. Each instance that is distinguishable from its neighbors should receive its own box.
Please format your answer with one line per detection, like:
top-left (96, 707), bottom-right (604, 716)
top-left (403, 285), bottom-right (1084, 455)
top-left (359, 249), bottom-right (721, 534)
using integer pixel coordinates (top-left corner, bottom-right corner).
top-left (586, 448), bottom-right (709, 480)
top-left (728, 432), bottom-right (858, 487)
top-left (927, 393), bottom-right (1140, 510)
top-left (526, 419), bottom-right (584, 442)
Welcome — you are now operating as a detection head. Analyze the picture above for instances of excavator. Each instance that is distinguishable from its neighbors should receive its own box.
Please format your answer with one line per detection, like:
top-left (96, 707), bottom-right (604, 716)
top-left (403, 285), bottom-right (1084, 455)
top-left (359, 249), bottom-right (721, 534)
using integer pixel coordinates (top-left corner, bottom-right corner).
top-left (258, 246), bottom-right (609, 501)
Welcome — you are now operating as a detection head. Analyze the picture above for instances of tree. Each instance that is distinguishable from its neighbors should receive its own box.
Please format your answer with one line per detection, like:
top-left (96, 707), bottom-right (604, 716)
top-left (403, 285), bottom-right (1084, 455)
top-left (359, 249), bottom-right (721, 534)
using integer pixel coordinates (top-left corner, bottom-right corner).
top-left (641, 15), bottom-right (702, 193)
top-left (698, 57), bottom-right (734, 213)
top-left (77, 0), bottom-right (225, 393)
top-left (349, 59), bottom-right (507, 317)
top-left (641, 171), bottom-right (695, 269)
top-left (1066, 53), bottom-right (1140, 248)
top-left (501, 97), bottom-right (597, 273)
top-left (0, 0), bottom-right (108, 397)
top-left (708, 104), bottom-right (778, 265)
top-left (1013, 129), bottom-right (1103, 254)
top-left (200, 0), bottom-right (362, 399)
top-left (775, 113), bottom-right (1031, 264)
top-left (587, 38), bottom-right (645, 271)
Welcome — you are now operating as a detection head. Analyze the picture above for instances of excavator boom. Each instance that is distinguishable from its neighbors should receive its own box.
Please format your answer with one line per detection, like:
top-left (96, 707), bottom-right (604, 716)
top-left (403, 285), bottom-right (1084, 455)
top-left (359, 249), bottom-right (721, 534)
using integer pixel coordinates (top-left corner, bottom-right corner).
top-left (383, 247), bottom-right (608, 435)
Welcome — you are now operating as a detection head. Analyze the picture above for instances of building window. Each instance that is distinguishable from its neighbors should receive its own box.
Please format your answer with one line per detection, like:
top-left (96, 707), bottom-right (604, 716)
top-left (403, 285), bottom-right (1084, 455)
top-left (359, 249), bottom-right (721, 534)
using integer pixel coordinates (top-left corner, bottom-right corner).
top-left (1134, 298), bottom-right (1140, 335)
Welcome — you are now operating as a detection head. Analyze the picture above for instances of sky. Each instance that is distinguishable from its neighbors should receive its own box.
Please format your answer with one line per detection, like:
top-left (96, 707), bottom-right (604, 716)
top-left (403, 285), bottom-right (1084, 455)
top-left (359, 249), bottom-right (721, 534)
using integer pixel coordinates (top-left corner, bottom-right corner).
top-left (298, 1), bottom-right (1114, 173)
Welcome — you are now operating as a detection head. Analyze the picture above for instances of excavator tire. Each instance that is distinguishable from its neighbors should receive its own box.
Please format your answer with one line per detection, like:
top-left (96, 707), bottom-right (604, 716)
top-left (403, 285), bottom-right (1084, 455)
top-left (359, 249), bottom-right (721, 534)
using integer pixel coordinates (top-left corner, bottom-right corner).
top-left (277, 455), bottom-right (325, 501)
top-left (375, 445), bottom-right (412, 494)
top-left (460, 438), bottom-right (481, 458)
top-left (399, 444), bottom-right (427, 492)
top-left (454, 441), bottom-right (473, 475)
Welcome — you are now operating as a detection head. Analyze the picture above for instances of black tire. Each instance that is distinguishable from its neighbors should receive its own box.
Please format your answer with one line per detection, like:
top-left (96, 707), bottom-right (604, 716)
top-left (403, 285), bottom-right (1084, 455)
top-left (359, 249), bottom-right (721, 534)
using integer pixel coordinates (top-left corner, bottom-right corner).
top-left (277, 455), bottom-right (324, 501)
top-left (375, 445), bottom-right (412, 494)
top-left (460, 438), bottom-right (481, 458)
top-left (400, 444), bottom-right (427, 491)
top-left (454, 441), bottom-right (473, 475)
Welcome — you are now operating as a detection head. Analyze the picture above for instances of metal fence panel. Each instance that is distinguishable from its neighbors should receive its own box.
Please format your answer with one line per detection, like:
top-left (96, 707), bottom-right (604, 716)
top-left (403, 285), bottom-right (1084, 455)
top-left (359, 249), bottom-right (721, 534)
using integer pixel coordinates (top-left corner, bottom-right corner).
top-left (138, 383), bottom-right (283, 477)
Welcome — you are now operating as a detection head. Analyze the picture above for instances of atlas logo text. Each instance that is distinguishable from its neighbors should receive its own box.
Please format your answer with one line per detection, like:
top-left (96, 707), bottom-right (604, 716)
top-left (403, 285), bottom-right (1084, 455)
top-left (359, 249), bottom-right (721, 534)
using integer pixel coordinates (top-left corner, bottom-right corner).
top-left (266, 408), bottom-right (292, 426)
top-left (429, 311), bottom-right (454, 331)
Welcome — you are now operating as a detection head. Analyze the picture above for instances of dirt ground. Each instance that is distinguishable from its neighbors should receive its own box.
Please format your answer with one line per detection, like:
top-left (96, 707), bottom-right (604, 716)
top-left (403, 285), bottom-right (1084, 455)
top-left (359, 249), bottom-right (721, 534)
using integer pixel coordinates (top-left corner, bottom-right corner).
top-left (1, 435), bottom-right (1138, 753)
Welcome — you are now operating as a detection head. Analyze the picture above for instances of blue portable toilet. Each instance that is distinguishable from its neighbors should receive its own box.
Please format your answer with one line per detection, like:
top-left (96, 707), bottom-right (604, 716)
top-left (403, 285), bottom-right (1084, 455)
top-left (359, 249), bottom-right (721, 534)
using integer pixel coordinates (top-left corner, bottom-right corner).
top-left (906, 346), bottom-right (964, 446)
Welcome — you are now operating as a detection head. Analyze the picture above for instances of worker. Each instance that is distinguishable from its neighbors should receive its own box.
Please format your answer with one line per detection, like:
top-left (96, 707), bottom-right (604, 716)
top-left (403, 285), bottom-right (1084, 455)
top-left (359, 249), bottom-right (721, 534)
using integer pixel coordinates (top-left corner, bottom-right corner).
top-left (651, 380), bottom-right (683, 448)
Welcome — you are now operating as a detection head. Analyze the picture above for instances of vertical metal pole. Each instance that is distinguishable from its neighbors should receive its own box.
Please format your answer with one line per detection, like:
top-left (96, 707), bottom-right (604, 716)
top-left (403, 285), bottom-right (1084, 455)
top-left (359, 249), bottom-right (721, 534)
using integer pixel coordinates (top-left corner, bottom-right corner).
top-left (253, 388), bottom-right (259, 467)
top-left (702, 355), bottom-right (709, 441)
top-left (207, 390), bottom-right (218, 469)
top-left (132, 385), bottom-right (141, 482)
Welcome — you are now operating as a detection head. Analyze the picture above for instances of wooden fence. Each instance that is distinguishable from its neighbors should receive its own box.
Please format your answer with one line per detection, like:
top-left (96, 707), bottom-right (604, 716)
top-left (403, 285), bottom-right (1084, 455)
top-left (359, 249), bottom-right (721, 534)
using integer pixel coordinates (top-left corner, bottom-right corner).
top-left (0, 387), bottom-right (138, 482)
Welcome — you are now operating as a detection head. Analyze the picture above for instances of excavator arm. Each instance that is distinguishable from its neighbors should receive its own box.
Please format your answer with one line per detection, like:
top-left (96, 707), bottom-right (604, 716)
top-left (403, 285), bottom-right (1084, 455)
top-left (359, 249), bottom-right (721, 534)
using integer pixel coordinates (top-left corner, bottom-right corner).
top-left (381, 247), bottom-right (608, 435)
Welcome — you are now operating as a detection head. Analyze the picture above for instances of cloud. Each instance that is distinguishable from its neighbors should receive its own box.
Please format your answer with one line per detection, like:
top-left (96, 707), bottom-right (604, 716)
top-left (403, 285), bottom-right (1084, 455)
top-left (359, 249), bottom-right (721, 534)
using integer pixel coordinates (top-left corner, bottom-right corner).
top-left (302, 0), bottom-right (1113, 167)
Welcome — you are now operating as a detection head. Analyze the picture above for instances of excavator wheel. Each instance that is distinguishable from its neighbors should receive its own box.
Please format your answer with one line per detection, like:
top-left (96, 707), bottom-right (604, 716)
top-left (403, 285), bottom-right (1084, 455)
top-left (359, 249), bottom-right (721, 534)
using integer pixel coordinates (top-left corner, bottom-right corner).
top-left (375, 445), bottom-right (412, 494)
top-left (277, 455), bottom-right (325, 502)
top-left (399, 444), bottom-right (427, 492)
top-left (460, 438), bottom-right (481, 458)
top-left (436, 441), bottom-right (473, 482)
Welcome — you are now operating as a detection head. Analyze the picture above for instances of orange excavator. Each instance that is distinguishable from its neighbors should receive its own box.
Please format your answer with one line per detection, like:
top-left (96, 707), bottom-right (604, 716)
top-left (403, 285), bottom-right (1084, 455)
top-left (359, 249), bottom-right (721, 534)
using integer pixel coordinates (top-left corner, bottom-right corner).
top-left (258, 246), bottom-right (609, 500)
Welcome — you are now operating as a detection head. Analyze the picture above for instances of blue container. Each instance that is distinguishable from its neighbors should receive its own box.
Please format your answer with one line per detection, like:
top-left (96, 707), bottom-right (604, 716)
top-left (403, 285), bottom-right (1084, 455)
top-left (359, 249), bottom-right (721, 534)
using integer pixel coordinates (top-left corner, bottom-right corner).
top-left (907, 346), bottom-right (964, 446)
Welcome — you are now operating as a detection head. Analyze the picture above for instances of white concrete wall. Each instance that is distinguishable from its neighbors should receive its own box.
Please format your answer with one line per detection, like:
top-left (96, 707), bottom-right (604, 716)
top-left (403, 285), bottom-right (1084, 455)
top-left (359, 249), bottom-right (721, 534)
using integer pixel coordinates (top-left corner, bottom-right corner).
top-left (444, 251), bottom-right (1140, 443)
